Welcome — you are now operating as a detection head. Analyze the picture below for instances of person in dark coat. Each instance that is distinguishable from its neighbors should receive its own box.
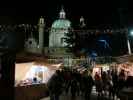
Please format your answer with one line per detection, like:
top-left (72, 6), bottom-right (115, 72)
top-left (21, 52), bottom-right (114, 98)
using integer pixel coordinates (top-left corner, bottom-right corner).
top-left (117, 69), bottom-right (126, 98)
top-left (47, 70), bottom-right (63, 100)
top-left (101, 71), bottom-right (108, 96)
top-left (64, 70), bottom-right (71, 95)
top-left (111, 70), bottom-right (118, 99)
top-left (94, 72), bottom-right (103, 98)
top-left (70, 77), bottom-right (78, 100)
top-left (82, 70), bottom-right (94, 100)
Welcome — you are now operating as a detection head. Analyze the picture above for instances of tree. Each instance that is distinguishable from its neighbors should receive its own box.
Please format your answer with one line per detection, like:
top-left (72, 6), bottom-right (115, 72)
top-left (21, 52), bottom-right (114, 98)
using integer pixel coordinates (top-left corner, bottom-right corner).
top-left (64, 28), bottom-right (77, 53)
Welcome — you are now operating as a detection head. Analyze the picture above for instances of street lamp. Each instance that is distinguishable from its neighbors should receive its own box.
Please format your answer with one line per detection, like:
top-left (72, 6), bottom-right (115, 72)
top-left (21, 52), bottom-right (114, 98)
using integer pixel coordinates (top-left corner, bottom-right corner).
top-left (130, 30), bottom-right (133, 36)
top-left (127, 29), bottom-right (132, 55)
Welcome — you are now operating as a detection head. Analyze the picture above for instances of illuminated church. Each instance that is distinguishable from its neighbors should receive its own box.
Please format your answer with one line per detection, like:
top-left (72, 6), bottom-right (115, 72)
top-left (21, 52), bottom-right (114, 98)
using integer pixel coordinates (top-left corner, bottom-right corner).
top-left (48, 7), bottom-right (74, 58)
top-left (24, 6), bottom-right (85, 58)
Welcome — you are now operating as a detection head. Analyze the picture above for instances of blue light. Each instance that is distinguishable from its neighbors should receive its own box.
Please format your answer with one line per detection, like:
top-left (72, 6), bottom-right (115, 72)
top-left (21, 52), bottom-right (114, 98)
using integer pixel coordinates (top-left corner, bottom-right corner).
top-left (98, 39), bottom-right (110, 49)
top-left (98, 40), bottom-right (105, 42)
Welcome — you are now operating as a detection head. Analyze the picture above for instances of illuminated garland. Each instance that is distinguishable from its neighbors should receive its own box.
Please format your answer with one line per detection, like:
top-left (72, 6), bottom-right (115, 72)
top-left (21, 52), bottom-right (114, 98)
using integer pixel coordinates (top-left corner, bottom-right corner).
top-left (0, 24), bottom-right (128, 34)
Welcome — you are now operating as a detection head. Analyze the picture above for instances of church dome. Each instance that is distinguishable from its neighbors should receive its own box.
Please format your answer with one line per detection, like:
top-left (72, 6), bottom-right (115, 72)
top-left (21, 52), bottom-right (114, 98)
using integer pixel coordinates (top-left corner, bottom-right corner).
top-left (49, 7), bottom-right (71, 48)
top-left (52, 19), bottom-right (71, 29)
top-left (51, 7), bottom-right (71, 29)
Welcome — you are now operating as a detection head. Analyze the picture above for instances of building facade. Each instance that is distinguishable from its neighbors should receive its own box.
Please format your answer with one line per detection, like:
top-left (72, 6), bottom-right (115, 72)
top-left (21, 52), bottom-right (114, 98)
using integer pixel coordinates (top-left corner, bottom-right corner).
top-left (25, 17), bottom-right (45, 54)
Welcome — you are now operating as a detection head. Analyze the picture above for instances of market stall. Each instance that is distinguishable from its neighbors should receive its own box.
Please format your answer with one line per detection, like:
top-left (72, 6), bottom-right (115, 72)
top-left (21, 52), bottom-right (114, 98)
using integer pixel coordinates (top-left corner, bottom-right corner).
top-left (15, 61), bottom-right (62, 86)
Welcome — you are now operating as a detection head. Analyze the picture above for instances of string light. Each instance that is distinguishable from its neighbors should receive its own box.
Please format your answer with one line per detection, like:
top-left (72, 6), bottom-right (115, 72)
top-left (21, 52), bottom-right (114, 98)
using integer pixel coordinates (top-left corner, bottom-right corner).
top-left (0, 24), bottom-right (128, 35)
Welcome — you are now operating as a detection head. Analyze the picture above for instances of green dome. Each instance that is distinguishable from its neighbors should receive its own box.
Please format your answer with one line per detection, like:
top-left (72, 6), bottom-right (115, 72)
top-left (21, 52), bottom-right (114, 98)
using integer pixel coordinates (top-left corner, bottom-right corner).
top-left (51, 19), bottom-right (71, 29)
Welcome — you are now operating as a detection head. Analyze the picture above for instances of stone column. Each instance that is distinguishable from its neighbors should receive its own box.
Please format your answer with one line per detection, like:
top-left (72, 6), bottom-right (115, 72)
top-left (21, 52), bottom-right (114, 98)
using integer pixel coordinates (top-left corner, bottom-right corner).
top-left (38, 17), bottom-right (45, 54)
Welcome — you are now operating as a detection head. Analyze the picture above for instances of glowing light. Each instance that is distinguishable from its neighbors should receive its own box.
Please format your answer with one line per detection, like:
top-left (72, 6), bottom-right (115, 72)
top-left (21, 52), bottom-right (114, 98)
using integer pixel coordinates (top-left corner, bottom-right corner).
top-left (130, 30), bottom-right (133, 36)
top-left (15, 62), bottom-right (61, 86)
top-left (98, 40), bottom-right (105, 42)
top-left (25, 65), bottom-right (47, 77)
top-left (51, 63), bottom-right (62, 69)
top-left (102, 65), bottom-right (109, 71)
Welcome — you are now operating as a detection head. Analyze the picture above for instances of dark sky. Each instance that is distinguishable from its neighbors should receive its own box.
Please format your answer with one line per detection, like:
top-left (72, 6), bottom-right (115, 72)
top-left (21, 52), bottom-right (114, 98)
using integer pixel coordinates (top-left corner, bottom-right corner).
top-left (0, 0), bottom-right (128, 27)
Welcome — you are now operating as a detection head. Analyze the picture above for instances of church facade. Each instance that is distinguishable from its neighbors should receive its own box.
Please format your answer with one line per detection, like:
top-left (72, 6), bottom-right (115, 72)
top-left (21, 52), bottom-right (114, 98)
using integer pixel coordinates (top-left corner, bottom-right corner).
top-left (24, 7), bottom-right (85, 59)
top-left (24, 16), bottom-right (45, 54)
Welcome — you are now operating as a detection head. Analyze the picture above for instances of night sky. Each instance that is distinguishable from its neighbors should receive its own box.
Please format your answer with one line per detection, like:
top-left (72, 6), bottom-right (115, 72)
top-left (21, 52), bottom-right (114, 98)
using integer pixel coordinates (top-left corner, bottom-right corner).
top-left (0, 0), bottom-right (130, 56)
top-left (0, 0), bottom-right (128, 26)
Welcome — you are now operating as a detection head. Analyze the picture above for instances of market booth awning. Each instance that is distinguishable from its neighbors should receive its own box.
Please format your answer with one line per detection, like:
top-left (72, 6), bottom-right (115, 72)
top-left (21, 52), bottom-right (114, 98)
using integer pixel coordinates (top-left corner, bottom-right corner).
top-left (111, 54), bottom-right (133, 76)
top-left (113, 54), bottom-right (133, 64)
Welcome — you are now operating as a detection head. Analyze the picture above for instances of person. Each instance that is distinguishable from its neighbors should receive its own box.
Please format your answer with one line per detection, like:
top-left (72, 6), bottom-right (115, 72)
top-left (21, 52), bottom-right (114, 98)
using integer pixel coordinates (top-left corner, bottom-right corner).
top-left (75, 70), bottom-right (81, 96)
top-left (126, 76), bottom-right (133, 87)
top-left (108, 75), bottom-right (114, 99)
top-left (118, 70), bottom-right (126, 89)
top-left (83, 71), bottom-right (94, 100)
top-left (47, 70), bottom-right (63, 100)
top-left (94, 72), bottom-right (103, 98)
top-left (70, 77), bottom-right (78, 100)
top-left (32, 77), bottom-right (38, 84)
top-left (101, 71), bottom-right (108, 96)
top-left (64, 70), bottom-right (71, 95)
top-left (111, 70), bottom-right (118, 99)
top-left (117, 69), bottom-right (126, 98)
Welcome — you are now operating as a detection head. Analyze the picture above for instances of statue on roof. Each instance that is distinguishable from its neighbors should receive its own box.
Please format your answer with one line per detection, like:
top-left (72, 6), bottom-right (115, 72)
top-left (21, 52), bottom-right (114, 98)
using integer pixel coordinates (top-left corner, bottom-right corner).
top-left (80, 16), bottom-right (86, 28)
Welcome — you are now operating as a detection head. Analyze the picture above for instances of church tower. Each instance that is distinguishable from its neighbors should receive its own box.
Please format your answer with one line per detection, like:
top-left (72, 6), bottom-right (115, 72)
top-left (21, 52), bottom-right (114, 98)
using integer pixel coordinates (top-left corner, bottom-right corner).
top-left (24, 17), bottom-right (45, 54)
top-left (59, 6), bottom-right (66, 19)
top-left (38, 16), bottom-right (45, 53)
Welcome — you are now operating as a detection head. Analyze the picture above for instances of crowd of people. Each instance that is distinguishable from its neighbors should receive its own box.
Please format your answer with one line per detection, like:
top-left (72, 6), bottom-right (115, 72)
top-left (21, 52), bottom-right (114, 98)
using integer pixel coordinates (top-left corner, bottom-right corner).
top-left (47, 67), bottom-right (132, 100)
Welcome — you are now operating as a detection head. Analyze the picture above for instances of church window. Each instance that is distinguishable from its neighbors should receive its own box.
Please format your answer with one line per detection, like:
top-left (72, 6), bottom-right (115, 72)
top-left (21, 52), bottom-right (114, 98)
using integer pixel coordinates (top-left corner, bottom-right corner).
top-left (61, 38), bottom-right (64, 44)
top-left (29, 40), bottom-right (32, 45)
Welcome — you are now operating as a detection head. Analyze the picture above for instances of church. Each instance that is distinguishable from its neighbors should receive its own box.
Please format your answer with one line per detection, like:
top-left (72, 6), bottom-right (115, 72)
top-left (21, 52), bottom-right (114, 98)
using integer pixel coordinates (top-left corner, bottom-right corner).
top-left (24, 7), bottom-right (85, 58)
